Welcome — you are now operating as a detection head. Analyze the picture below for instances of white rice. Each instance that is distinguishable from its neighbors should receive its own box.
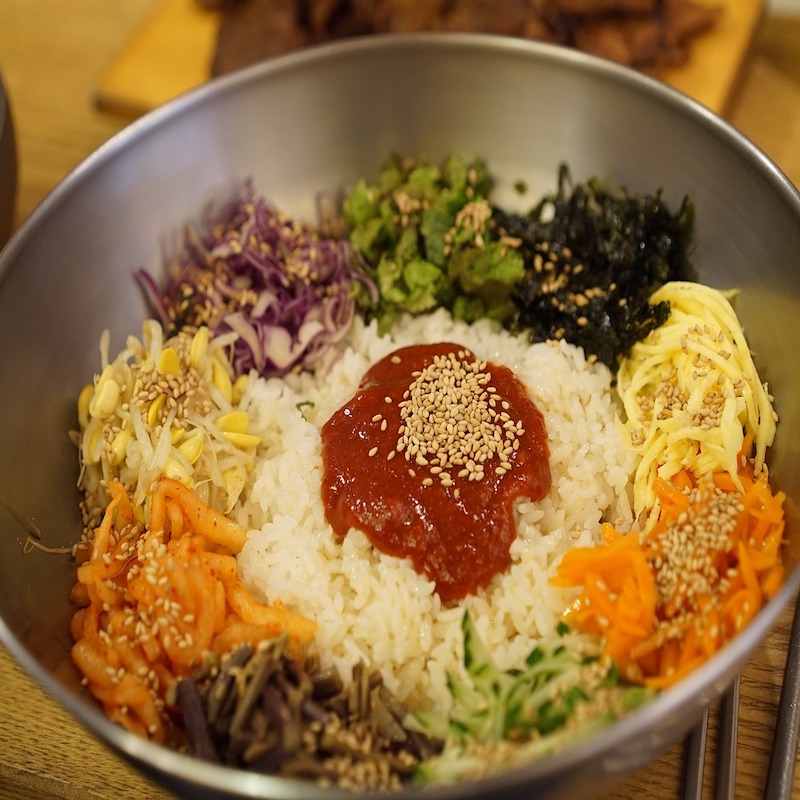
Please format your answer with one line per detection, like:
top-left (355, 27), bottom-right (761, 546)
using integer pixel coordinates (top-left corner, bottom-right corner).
top-left (235, 309), bottom-right (637, 712)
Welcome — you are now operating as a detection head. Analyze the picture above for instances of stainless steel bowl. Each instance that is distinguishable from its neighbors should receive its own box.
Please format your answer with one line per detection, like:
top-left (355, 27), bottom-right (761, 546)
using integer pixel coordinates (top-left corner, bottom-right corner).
top-left (1, 33), bottom-right (799, 800)
top-left (0, 69), bottom-right (16, 245)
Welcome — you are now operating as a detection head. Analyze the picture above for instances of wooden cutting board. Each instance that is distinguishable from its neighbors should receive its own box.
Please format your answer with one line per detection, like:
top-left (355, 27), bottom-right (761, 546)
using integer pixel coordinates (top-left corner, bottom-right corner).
top-left (95, 0), bottom-right (765, 118)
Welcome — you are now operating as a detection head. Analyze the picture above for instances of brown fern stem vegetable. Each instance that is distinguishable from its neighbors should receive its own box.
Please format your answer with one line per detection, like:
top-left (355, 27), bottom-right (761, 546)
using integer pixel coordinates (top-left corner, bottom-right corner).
top-left (177, 637), bottom-right (443, 790)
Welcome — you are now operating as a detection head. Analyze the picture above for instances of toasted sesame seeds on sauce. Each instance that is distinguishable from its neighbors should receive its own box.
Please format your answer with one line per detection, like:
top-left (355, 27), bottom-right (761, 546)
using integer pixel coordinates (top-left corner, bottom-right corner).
top-left (320, 343), bottom-right (551, 602)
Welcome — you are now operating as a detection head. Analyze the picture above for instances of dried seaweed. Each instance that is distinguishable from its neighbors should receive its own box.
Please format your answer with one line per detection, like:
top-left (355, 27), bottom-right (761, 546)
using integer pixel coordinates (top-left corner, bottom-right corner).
top-left (494, 164), bottom-right (696, 370)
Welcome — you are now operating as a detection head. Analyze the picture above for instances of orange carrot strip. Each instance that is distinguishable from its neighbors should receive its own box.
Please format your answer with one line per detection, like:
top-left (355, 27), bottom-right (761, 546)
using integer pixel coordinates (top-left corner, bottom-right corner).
top-left (761, 565), bottom-right (785, 600)
top-left (672, 469), bottom-right (695, 491)
top-left (555, 448), bottom-right (786, 689)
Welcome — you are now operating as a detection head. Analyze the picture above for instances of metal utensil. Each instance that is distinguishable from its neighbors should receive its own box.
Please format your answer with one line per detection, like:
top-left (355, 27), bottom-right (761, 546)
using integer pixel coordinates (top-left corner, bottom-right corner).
top-left (681, 676), bottom-right (739, 800)
top-left (765, 592), bottom-right (800, 800)
top-left (683, 709), bottom-right (710, 800)
top-left (716, 676), bottom-right (740, 800)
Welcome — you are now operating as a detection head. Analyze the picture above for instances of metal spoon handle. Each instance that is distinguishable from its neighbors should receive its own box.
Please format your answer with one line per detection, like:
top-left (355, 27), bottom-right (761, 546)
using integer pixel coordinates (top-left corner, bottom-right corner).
top-left (683, 708), bottom-right (709, 800)
top-left (715, 675), bottom-right (740, 800)
top-left (765, 592), bottom-right (800, 800)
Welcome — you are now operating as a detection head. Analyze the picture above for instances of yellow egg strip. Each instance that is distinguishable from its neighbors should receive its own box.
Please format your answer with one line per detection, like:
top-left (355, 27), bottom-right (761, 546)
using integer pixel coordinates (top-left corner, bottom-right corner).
top-left (617, 281), bottom-right (777, 519)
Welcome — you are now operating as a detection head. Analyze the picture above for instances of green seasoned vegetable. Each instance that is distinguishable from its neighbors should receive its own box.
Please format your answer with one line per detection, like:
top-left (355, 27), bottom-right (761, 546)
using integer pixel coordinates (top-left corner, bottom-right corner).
top-left (346, 156), bottom-right (695, 369)
top-left (495, 164), bottom-right (696, 370)
top-left (409, 612), bottom-right (653, 785)
top-left (344, 154), bottom-right (525, 331)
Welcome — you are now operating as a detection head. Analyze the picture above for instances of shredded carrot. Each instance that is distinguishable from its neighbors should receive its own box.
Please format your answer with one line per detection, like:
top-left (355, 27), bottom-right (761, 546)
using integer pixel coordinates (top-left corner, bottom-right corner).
top-left (70, 478), bottom-right (316, 743)
top-left (554, 455), bottom-right (786, 689)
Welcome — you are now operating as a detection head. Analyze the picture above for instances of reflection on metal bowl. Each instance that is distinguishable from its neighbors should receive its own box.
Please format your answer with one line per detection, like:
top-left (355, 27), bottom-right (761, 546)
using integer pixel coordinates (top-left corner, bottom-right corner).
top-left (0, 33), bottom-right (799, 800)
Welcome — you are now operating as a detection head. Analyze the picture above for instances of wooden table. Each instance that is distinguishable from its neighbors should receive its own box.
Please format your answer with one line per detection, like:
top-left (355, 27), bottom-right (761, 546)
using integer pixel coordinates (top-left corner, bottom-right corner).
top-left (1, 3), bottom-right (800, 798)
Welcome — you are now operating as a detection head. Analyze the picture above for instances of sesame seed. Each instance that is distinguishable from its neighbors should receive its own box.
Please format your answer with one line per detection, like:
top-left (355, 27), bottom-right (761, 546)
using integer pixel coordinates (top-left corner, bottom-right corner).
top-left (393, 348), bottom-right (524, 487)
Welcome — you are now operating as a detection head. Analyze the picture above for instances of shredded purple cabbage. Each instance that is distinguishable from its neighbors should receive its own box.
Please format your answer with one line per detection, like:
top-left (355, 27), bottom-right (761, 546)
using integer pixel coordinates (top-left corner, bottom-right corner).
top-left (138, 181), bottom-right (376, 378)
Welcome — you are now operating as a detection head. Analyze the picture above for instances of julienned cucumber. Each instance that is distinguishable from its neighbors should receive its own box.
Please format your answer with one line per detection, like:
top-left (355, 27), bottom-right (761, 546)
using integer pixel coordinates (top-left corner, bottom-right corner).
top-left (408, 611), bottom-right (654, 785)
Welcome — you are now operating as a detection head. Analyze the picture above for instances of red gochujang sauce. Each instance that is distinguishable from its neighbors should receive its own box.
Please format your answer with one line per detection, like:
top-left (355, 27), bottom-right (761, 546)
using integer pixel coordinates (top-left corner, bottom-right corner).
top-left (320, 342), bottom-right (551, 602)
